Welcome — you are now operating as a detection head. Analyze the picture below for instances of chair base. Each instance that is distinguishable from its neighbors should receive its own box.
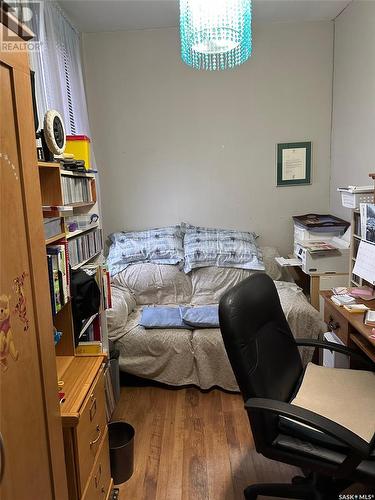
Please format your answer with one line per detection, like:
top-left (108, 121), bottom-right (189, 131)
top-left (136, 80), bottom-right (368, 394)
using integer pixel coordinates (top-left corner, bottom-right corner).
top-left (244, 473), bottom-right (351, 500)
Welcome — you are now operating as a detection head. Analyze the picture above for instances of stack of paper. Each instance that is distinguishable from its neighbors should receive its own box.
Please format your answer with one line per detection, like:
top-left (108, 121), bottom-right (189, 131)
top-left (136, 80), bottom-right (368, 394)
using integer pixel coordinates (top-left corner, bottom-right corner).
top-left (275, 257), bottom-right (301, 267)
top-left (331, 294), bottom-right (356, 306)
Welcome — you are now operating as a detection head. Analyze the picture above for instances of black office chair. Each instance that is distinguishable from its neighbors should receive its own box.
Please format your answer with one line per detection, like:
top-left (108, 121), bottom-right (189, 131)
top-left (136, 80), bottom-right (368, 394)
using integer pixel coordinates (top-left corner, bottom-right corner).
top-left (219, 273), bottom-right (375, 500)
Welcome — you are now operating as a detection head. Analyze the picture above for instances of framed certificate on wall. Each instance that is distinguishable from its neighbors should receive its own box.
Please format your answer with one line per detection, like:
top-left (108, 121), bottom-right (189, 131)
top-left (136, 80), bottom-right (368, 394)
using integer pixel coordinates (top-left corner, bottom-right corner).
top-left (277, 142), bottom-right (312, 186)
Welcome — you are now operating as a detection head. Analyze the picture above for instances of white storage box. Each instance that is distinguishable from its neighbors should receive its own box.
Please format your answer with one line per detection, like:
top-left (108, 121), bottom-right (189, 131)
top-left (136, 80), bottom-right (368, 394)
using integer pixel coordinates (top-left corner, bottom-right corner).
top-left (338, 187), bottom-right (373, 209)
top-left (322, 331), bottom-right (349, 369)
top-left (65, 214), bottom-right (98, 232)
top-left (44, 217), bottom-right (62, 240)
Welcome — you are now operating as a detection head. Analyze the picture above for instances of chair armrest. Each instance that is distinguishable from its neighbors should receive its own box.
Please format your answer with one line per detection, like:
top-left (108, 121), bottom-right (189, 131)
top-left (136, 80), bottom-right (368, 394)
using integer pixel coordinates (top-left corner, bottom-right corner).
top-left (245, 397), bottom-right (371, 458)
top-left (295, 338), bottom-right (374, 368)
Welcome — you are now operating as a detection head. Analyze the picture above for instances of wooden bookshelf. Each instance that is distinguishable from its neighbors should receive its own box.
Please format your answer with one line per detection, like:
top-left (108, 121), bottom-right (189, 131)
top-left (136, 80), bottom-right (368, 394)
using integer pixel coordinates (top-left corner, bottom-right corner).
top-left (37, 158), bottom-right (112, 498)
top-left (66, 224), bottom-right (99, 240)
top-left (38, 163), bottom-right (106, 356)
top-left (39, 164), bottom-right (63, 206)
top-left (69, 201), bottom-right (96, 209)
top-left (45, 232), bottom-right (66, 245)
top-left (71, 251), bottom-right (102, 270)
top-left (38, 161), bottom-right (61, 168)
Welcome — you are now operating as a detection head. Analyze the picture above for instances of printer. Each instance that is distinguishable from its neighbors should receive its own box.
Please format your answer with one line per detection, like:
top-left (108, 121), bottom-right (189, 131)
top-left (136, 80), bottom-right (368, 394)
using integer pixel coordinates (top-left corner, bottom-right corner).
top-left (294, 237), bottom-right (350, 275)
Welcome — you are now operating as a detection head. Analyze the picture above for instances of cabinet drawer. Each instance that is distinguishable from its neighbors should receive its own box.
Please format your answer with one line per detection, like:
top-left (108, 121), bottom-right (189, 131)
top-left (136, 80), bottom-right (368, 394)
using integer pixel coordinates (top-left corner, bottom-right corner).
top-left (76, 369), bottom-right (107, 492)
top-left (323, 301), bottom-right (349, 344)
top-left (82, 429), bottom-right (111, 500)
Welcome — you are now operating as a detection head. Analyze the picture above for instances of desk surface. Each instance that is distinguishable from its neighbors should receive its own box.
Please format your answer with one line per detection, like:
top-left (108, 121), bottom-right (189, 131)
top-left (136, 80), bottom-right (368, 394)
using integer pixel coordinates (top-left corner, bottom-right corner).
top-left (320, 291), bottom-right (375, 361)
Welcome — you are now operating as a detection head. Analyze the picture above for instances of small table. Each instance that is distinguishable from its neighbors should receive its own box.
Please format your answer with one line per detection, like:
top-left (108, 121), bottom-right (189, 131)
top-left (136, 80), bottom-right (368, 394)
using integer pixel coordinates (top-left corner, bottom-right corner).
top-left (320, 290), bottom-right (375, 363)
top-left (285, 255), bottom-right (348, 311)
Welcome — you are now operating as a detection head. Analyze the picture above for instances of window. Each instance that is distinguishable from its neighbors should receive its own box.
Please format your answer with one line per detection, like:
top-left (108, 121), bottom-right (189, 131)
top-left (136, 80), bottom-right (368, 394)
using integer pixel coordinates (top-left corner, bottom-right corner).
top-left (28, 1), bottom-right (90, 137)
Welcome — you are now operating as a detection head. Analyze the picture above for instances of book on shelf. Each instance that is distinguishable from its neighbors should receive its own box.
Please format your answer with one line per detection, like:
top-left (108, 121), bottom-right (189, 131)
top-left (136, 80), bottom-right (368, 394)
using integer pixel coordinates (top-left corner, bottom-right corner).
top-left (81, 262), bottom-right (112, 311)
top-left (68, 228), bottom-right (102, 268)
top-left (360, 203), bottom-right (375, 245)
top-left (47, 244), bottom-right (69, 303)
top-left (102, 266), bottom-right (112, 309)
top-left (46, 244), bottom-right (69, 315)
top-left (61, 175), bottom-right (94, 205)
top-left (47, 255), bottom-right (57, 315)
top-left (79, 314), bottom-right (101, 342)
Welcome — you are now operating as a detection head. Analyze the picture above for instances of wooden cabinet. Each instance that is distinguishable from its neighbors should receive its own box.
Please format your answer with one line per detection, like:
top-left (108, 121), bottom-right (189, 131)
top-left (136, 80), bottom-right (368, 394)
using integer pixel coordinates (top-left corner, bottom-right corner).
top-left (321, 291), bottom-right (375, 364)
top-left (59, 357), bottom-right (113, 500)
top-left (82, 428), bottom-right (112, 500)
top-left (0, 14), bottom-right (68, 500)
top-left (0, 8), bottom-right (112, 500)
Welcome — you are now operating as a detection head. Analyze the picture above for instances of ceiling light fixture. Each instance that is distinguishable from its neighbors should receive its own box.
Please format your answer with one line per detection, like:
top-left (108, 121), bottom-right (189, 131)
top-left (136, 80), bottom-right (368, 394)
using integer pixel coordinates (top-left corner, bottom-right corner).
top-left (179, 0), bottom-right (252, 71)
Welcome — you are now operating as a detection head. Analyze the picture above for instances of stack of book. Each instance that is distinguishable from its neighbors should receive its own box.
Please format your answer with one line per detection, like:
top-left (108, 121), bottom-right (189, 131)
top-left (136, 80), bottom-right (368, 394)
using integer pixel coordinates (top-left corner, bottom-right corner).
top-left (47, 243), bottom-right (69, 315)
top-left (68, 228), bottom-right (102, 267)
top-left (82, 262), bottom-right (112, 311)
top-left (61, 175), bottom-right (94, 205)
top-left (101, 265), bottom-right (112, 310)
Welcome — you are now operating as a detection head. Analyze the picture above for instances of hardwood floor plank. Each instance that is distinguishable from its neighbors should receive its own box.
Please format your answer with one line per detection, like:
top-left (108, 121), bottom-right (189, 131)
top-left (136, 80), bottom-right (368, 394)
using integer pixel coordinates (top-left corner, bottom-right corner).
top-left (182, 388), bottom-right (209, 500)
top-left (202, 390), bottom-right (235, 500)
top-left (142, 388), bottom-right (166, 499)
top-left (156, 389), bottom-right (185, 500)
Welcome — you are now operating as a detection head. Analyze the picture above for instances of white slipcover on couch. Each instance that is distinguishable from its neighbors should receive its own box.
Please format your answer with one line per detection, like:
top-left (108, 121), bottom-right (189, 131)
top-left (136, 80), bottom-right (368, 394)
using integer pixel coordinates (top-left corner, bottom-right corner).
top-left (107, 247), bottom-right (325, 391)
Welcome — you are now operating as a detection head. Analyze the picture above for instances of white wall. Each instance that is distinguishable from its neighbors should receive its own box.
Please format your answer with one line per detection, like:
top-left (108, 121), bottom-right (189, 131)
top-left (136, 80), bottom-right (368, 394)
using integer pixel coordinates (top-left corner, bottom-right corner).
top-left (330, 0), bottom-right (375, 220)
top-left (82, 22), bottom-right (333, 255)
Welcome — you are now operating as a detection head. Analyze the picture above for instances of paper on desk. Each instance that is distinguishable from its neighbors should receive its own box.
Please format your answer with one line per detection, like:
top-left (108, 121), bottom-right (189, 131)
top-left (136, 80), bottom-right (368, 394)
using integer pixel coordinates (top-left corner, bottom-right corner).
top-left (275, 257), bottom-right (302, 267)
top-left (353, 240), bottom-right (375, 285)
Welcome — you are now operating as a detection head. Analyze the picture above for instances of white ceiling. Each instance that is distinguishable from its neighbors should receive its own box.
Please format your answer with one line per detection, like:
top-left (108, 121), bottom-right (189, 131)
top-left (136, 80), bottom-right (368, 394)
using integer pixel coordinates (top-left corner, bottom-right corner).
top-left (58, 0), bottom-right (351, 33)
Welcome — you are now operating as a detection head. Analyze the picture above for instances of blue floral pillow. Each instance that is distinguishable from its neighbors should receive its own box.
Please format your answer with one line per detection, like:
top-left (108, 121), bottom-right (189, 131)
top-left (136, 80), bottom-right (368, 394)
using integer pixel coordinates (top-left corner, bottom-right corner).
top-left (107, 225), bottom-right (184, 276)
top-left (183, 225), bottom-right (264, 273)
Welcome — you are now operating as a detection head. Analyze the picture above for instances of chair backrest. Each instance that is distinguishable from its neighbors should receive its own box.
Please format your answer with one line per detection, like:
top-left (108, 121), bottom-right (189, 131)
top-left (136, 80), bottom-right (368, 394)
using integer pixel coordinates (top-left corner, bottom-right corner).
top-left (219, 273), bottom-right (303, 403)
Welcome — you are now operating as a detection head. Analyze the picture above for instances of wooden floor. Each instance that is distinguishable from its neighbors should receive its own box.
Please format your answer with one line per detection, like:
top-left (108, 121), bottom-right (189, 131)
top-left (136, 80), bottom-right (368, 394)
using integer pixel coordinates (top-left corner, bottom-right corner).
top-left (113, 385), bottom-right (299, 500)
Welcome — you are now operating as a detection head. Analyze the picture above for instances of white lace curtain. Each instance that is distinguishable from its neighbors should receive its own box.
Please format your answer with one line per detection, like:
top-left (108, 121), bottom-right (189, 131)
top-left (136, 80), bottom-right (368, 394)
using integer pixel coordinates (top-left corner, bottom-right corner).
top-left (28, 1), bottom-right (91, 137)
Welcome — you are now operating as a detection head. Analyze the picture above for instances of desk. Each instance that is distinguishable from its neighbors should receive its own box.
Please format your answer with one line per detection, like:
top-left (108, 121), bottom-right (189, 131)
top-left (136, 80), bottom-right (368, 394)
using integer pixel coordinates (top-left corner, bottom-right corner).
top-left (287, 258), bottom-right (348, 311)
top-left (320, 291), bottom-right (375, 363)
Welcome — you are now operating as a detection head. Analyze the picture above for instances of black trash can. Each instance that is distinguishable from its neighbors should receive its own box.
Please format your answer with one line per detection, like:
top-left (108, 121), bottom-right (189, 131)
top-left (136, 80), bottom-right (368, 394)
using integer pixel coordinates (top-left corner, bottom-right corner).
top-left (108, 421), bottom-right (135, 484)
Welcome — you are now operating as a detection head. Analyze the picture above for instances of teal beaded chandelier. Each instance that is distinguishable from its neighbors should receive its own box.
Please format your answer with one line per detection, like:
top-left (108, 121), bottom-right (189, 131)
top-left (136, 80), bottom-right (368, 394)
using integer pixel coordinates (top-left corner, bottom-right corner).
top-left (180, 0), bottom-right (252, 71)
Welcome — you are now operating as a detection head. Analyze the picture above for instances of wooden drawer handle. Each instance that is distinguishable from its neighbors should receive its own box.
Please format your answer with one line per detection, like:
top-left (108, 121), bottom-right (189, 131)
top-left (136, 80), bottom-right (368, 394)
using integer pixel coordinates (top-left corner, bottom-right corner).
top-left (89, 394), bottom-right (97, 422)
top-left (90, 426), bottom-right (102, 447)
top-left (328, 318), bottom-right (340, 331)
top-left (95, 464), bottom-right (102, 488)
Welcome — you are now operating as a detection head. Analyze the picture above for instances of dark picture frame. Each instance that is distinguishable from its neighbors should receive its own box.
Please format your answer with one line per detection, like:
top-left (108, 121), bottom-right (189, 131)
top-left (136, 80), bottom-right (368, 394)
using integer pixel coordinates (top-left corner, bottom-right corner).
top-left (277, 142), bottom-right (312, 186)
